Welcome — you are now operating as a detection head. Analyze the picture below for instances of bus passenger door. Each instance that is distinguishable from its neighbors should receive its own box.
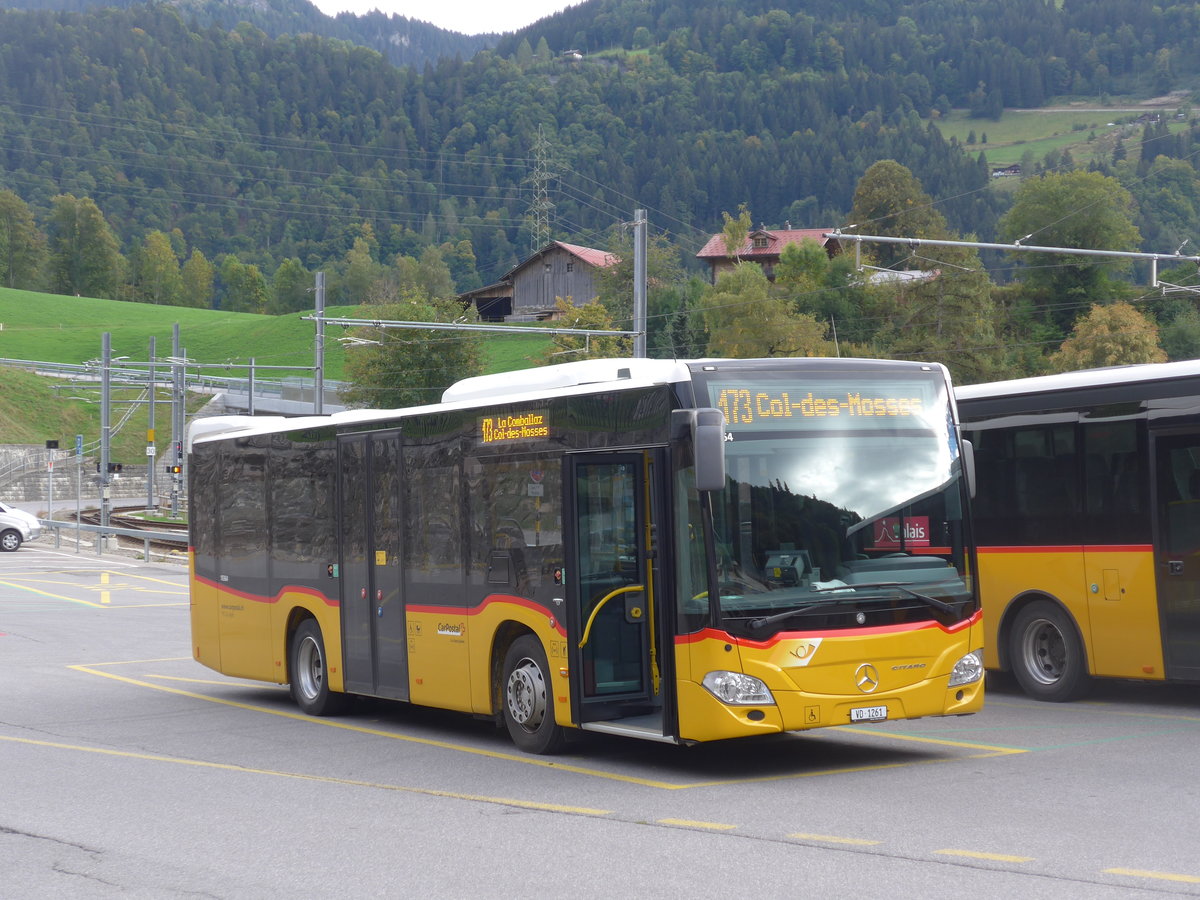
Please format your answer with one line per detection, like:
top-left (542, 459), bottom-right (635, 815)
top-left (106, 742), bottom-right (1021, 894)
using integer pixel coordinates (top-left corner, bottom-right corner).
top-left (338, 430), bottom-right (408, 700)
top-left (1153, 430), bottom-right (1200, 680)
top-left (568, 451), bottom-right (670, 739)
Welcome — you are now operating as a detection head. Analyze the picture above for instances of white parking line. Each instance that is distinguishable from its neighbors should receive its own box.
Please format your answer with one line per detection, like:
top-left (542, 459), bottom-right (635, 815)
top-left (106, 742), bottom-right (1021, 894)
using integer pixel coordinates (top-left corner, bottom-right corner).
top-left (4, 545), bottom-right (145, 568)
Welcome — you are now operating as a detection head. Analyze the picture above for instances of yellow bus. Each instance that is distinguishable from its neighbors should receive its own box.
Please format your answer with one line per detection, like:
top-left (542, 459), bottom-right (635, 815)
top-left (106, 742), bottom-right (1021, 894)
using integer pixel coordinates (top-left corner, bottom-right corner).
top-left (957, 360), bottom-right (1200, 700)
top-left (188, 357), bottom-right (983, 753)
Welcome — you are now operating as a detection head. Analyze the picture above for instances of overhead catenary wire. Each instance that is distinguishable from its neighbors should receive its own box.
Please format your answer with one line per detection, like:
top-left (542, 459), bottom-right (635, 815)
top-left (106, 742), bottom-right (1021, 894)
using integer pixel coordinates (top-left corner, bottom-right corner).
top-left (826, 231), bottom-right (1200, 294)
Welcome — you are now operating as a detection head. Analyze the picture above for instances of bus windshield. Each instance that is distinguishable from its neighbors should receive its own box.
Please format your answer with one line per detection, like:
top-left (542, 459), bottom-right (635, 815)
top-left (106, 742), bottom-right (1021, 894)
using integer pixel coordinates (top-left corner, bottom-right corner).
top-left (689, 368), bottom-right (973, 639)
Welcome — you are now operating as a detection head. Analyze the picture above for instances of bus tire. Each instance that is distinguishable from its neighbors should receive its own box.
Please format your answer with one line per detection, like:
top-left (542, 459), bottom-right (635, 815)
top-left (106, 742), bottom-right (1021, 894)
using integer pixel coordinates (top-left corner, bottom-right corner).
top-left (1009, 601), bottom-right (1091, 702)
top-left (502, 635), bottom-right (565, 754)
top-left (289, 619), bottom-right (350, 716)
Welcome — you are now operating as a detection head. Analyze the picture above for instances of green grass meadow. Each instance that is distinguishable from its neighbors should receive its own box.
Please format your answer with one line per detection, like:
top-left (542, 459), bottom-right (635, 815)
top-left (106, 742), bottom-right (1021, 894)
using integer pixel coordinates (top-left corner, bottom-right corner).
top-left (932, 106), bottom-right (1189, 168)
top-left (0, 288), bottom-right (551, 452)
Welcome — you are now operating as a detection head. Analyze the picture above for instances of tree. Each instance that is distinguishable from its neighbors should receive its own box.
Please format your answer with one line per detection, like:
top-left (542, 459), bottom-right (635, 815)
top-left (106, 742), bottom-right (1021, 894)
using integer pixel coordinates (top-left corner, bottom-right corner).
top-left (340, 235), bottom-right (382, 303)
top-left (593, 227), bottom-right (681, 326)
top-left (698, 262), bottom-right (833, 358)
top-left (998, 171), bottom-right (1141, 330)
top-left (648, 276), bottom-right (708, 359)
top-left (877, 251), bottom-right (1005, 385)
top-left (218, 255), bottom-right (268, 313)
top-left (1159, 300), bottom-right (1200, 362)
top-left (47, 194), bottom-right (124, 299)
top-left (133, 230), bottom-right (183, 305)
top-left (539, 298), bottom-right (631, 362)
top-left (514, 37), bottom-right (534, 67)
top-left (381, 246), bottom-right (457, 302)
top-left (0, 190), bottom-right (47, 290)
top-left (340, 290), bottom-right (484, 408)
top-left (180, 249), bottom-right (215, 309)
top-left (720, 204), bottom-right (752, 262)
top-left (773, 239), bottom-right (879, 344)
top-left (1048, 302), bottom-right (1166, 372)
top-left (269, 257), bottom-right (311, 314)
top-left (846, 161), bottom-right (952, 268)
top-left (440, 239), bottom-right (482, 293)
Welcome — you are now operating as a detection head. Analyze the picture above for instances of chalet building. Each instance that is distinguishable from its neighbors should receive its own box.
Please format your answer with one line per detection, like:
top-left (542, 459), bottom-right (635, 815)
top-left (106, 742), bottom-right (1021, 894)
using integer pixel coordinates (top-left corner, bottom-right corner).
top-left (695, 226), bottom-right (842, 284)
top-left (460, 241), bottom-right (619, 322)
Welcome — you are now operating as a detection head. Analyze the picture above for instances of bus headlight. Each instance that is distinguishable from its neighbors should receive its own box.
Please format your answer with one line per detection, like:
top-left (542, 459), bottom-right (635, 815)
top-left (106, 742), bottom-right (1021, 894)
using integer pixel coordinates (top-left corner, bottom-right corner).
top-left (948, 650), bottom-right (984, 687)
top-left (702, 670), bottom-right (776, 706)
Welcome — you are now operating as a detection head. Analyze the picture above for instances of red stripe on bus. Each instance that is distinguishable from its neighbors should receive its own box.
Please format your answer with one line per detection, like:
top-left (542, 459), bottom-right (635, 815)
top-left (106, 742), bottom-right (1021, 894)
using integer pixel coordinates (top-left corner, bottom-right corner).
top-left (674, 609), bottom-right (981, 647)
top-left (407, 593), bottom-right (567, 637)
top-left (193, 574), bottom-right (338, 608)
top-left (977, 544), bottom-right (1153, 554)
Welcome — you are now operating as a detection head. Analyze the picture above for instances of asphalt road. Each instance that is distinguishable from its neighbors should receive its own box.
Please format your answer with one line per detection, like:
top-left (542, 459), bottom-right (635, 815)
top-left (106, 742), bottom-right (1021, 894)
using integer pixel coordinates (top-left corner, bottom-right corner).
top-left (3, 541), bottom-right (1200, 898)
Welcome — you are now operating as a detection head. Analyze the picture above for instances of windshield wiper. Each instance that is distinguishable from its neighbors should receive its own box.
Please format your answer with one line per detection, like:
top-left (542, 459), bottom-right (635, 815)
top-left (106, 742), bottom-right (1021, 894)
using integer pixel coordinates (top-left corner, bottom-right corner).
top-left (745, 582), bottom-right (957, 633)
top-left (835, 581), bottom-right (959, 615)
top-left (745, 596), bottom-right (858, 632)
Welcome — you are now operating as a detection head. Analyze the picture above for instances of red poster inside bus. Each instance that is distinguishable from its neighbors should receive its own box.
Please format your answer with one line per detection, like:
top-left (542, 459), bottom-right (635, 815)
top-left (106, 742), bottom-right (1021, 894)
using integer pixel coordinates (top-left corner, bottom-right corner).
top-left (873, 516), bottom-right (931, 548)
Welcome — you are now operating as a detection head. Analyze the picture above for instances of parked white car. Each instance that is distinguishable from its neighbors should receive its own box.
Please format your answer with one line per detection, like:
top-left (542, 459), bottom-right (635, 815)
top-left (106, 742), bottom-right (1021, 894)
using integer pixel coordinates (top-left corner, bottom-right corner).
top-left (0, 501), bottom-right (41, 551)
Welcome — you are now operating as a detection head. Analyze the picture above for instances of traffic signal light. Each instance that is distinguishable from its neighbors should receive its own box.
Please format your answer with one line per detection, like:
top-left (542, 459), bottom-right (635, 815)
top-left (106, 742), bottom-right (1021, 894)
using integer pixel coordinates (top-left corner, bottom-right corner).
top-left (169, 465), bottom-right (182, 474)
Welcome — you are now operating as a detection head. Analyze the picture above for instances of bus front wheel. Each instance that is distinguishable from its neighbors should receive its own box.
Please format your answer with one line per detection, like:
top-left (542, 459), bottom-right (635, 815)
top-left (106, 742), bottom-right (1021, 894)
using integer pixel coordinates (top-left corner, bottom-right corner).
top-left (502, 635), bottom-right (566, 754)
top-left (289, 619), bottom-right (350, 716)
top-left (1009, 601), bottom-right (1091, 702)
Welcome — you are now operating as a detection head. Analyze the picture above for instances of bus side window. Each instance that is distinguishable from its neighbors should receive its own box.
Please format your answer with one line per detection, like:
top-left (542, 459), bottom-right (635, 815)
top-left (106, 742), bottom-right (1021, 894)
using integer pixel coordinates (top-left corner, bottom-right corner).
top-left (1083, 422), bottom-right (1145, 544)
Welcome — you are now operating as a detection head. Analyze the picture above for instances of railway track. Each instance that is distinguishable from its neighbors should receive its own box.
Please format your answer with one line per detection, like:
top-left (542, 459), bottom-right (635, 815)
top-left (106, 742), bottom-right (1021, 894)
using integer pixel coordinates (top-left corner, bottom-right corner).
top-left (76, 509), bottom-right (188, 552)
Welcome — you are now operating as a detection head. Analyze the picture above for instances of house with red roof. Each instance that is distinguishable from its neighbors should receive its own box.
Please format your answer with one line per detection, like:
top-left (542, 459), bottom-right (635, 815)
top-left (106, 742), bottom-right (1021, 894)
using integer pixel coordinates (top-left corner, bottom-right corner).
top-left (695, 227), bottom-right (842, 284)
top-left (460, 241), bottom-right (620, 321)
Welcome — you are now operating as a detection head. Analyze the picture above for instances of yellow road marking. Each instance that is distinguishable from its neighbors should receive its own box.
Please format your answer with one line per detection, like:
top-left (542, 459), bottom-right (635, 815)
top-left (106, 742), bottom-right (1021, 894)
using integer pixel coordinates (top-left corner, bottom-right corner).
top-left (142, 673), bottom-right (281, 687)
top-left (990, 696), bottom-right (1200, 724)
top-left (790, 833), bottom-right (881, 846)
top-left (0, 579), bottom-right (108, 608)
top-left (71, 660), bottom-right (1026, 790)
top-left (657, 818), bottom-right (736, 831)
top-left (1105, 867), bottom-right (1200, 884)
top-left (935, 849), bottom-right (1034, 863)
top-left (70, 664), bottom-right (688, 789)
top-left (841, 727), bottom-right (1027, 755)
top-left (0, 734), bottom-right (611, 817)
top-left (0, 571), bottom-right (186, 608)
top-left (81, 657), bottom-right (192, 666)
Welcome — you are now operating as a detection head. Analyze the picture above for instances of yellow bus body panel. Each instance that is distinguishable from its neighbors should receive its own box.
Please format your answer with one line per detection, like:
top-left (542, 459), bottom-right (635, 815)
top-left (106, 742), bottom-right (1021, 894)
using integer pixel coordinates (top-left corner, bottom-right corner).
top-left (403, 597), bottom-right (570, 723)
top-left (272, 588), bottom-right (346, 691)
top-left (190, 569), bottom-right (345, 693)
top-left (977, 547), bottom-right (1165, 680)
top-left (189, 552), bottom-right (222, 671)
top-left (675, 618), bottom-right (984, 743)
top-left (405, 609), bottom-right (473, 713)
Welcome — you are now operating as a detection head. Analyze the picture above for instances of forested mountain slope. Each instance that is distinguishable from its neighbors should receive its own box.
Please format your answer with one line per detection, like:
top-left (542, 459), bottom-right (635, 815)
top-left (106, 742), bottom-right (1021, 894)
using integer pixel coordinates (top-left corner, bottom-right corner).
top-left (0, 0), bottom-right (493, 67)
top-left (0, 0), bottom-right (1197, 289)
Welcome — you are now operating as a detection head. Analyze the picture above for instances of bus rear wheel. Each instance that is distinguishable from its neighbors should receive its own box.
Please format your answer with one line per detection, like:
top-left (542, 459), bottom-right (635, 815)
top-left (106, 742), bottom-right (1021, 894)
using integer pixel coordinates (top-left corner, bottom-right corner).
top-left (502, 635), bottom-right (565, 754)
top-left (1009, 601), bottom-right (1091, 702)
top-left (289, 619), bottom-right (350, 716)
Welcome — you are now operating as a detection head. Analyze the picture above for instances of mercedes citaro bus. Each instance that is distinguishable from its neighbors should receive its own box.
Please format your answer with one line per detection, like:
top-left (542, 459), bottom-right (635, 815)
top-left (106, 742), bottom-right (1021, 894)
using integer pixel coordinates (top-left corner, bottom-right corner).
top-left (188, 357), bottom-right (983, 753)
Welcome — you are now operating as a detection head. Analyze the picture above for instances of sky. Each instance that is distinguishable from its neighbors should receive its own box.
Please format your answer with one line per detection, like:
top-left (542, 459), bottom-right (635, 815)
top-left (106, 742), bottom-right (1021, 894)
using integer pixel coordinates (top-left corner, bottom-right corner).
top-left (309, 0), bottom-right (578, 36)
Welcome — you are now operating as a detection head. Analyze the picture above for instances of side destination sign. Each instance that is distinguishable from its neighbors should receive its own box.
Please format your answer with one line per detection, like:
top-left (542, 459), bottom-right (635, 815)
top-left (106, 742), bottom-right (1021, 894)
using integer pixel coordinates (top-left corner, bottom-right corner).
top-left (480, 410), bottom-right (550, 444)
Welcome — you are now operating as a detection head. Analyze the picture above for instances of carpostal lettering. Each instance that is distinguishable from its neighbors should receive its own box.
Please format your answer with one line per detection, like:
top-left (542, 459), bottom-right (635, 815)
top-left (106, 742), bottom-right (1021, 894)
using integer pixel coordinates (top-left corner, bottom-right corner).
top-left (480, 411), bottom-right (550, 444)
top-left (437, 622), bottom-right (466, 636)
